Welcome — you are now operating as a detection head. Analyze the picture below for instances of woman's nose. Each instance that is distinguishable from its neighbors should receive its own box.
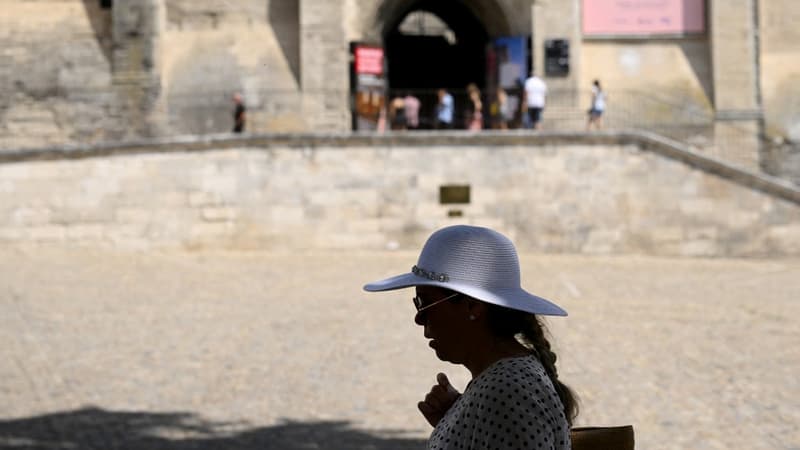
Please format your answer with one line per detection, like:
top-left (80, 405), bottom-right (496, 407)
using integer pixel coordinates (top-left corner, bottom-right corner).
top-left (414, 311), bottom-right (425, 326)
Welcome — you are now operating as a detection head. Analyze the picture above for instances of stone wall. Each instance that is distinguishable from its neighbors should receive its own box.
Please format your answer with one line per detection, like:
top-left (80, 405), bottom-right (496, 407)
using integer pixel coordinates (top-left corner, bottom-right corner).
top-left (763, 140), bottom-right (800, 185)
top-left (0, 0), bottom-right (165, 146)
top-left (533, 0), bottom-right (581, 95)
top-left (300, 0), bottom-right (350, 131)
top-left (0, 0), bottom-right (116, 148)
top-left (112, 0), bottom-right (165, 140)
top-left (350, 0), bottom-right (532, 42)
top-left (760, 0), bottom-right (800, 141)
top-left (1, 133), bottom-right (798, 257)
top-left (579, 40), bottom-right (713, 137)
top-left (1, 0), bottom-right (798, 185)
top-left (161, 0), bottom-right (304, 135)
top-left (759, 0), bottom-right (800, 182)
top-left (579, 40), bottom-right (712, 108)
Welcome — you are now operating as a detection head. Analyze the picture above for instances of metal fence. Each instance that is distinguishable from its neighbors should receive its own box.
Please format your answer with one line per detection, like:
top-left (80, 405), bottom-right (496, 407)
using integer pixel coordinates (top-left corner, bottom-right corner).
top-left (385, 87), bottom-right (716, 134)
top-left (0, 85), bottom-right (775, 170)
top-left (384, 86), bottom-right (771, 168)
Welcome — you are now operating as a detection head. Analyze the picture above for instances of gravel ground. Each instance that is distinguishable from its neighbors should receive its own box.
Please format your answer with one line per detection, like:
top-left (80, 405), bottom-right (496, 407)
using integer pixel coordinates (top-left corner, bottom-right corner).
top-left (1, 245), bottom-right (798, 449)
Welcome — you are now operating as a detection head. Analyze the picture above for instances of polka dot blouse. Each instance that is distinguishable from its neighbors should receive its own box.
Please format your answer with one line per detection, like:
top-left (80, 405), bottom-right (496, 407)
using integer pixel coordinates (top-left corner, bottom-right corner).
top-left (427, 355), bottom-right (570, 450)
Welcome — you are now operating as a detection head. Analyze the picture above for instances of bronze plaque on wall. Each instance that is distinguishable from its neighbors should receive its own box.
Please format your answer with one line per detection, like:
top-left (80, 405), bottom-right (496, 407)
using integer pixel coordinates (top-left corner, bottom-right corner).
top-left (439, 185), bottom-right (471, 204)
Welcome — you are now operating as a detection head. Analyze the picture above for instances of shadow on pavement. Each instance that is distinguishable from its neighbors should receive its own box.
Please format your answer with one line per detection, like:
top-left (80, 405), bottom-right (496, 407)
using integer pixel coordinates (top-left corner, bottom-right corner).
top-left (0, 407), bottom-right (427, 450)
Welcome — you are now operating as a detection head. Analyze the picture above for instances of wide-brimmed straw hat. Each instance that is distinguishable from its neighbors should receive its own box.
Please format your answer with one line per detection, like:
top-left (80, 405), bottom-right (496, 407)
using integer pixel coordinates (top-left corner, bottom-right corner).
top-left (364, 225), bottom-right (567, 316)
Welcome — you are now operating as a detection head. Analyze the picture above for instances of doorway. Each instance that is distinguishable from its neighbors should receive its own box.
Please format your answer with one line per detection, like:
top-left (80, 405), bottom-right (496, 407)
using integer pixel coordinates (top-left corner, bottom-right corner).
top-left (384, 1), bottom-right (490, 128)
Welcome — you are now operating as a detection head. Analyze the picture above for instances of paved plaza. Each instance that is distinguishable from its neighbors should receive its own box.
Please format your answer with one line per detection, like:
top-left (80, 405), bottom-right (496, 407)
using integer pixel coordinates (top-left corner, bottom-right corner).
top-left (1, 245), bottom-right (798, 449)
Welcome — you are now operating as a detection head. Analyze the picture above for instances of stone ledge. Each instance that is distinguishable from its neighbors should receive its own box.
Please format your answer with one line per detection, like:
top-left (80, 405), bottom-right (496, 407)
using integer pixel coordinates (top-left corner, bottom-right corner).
top-left (2, 130), bottom-right (799, 205)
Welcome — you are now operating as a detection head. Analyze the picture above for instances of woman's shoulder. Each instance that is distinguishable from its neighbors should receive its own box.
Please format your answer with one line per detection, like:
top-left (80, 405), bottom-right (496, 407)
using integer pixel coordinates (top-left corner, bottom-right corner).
top-left (491, 354), bottom-right (547, 374)
top-left (468, 355), bottom-right (551, 394)
top-left (446, 356), bottom-right (570, 449)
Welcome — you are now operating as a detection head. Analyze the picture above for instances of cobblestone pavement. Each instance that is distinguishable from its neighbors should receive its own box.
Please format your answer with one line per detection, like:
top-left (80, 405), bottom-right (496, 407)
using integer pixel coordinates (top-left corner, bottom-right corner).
top-left (1, 245), bottom-right (798, 449)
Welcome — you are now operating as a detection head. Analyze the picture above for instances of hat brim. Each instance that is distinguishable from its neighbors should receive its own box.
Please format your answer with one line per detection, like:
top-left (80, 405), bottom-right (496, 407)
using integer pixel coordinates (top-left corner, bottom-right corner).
top-left (364, 272), bottom-right (567, 317)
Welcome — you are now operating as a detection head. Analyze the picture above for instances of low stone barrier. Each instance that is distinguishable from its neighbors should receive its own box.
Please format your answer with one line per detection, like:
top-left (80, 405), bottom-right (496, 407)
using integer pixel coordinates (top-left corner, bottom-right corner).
top-left (1, 131), bottom-right (798, 256)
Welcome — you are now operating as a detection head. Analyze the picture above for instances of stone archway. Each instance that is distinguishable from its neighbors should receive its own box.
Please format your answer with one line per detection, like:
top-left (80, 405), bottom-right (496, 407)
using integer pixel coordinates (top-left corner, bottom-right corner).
top-left (385, 4), bottom-right (487, 93)
top-left (368, 0), bottom-right (530, 128)
top-left (374, 0), bottom-right (516, 40)
top-left (372, 0), bottom-right (519, 128)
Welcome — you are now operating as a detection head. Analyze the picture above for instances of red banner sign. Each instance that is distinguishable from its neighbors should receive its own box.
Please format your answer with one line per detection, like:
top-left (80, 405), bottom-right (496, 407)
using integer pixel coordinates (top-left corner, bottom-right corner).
top-left (354, 46), bottom-right (384, 75)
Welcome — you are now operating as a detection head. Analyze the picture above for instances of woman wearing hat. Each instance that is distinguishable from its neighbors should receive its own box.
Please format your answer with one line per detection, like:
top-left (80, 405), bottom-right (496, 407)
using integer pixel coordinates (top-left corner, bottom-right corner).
top-left (365, 225), bottom-right (577, 450)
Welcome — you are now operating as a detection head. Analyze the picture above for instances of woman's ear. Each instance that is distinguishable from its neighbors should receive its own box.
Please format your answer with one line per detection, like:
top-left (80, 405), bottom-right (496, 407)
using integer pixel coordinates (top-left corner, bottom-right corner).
top-left (465, 298), bottom-right (488, 320)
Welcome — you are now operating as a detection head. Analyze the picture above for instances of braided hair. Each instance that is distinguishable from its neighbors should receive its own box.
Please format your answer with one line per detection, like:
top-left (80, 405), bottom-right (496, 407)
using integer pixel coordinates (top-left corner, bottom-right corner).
top-left (485, 303), bottom-right (579, 425)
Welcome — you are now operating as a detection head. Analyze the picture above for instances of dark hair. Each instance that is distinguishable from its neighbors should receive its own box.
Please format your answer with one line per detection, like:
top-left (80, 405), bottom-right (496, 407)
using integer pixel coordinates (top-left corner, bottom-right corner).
top-left (593, 79), bottom-right (601, 89)
top-left (485, 303), bottom-right (579, 425)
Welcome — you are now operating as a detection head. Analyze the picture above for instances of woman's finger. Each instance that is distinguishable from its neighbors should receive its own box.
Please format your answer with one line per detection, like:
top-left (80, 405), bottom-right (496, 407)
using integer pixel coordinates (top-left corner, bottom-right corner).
top-left (417, 401), bottom-right (440, 427)
top-left (424, 391), bottom-right (443, 411)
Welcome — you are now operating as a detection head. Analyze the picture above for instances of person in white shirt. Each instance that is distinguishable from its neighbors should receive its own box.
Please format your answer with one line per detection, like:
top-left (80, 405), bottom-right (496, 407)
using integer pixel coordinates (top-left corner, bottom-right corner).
top-left (524, 72), bottom-right (547, 130)
top-left (586, 79), bottom-right (607, 131)
top-left (435, 89), bottom-right (454, 129)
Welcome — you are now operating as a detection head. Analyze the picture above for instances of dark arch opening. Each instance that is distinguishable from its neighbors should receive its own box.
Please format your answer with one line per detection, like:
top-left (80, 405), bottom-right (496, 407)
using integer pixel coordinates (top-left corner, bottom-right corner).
top-left (383, 1), bottom-right (489, 128)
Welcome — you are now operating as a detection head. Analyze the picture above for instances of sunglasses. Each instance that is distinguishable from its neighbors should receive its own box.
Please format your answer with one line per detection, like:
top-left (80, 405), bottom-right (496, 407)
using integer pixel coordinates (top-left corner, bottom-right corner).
top-left (412, 291), bottom-right (461, 314)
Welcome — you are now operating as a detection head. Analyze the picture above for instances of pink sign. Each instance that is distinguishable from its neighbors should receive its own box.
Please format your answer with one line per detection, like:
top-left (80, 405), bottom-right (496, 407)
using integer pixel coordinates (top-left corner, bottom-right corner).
top-left (355, 46), bottom-right (384, 75)
top-left (583, 0), bottom-right (705, 35)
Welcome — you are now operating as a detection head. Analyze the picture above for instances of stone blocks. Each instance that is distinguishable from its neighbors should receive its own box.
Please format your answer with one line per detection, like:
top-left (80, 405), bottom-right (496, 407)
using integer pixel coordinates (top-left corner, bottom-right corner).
top-left (0, 137), bottom-right (798, 256)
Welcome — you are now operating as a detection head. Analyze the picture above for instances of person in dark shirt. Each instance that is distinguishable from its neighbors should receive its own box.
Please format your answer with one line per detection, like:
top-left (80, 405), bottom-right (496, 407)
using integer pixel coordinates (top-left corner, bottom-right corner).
top-left (364, 225), bottom-right (578, 450)
top-left (232, 93), bottom-right (246, 133)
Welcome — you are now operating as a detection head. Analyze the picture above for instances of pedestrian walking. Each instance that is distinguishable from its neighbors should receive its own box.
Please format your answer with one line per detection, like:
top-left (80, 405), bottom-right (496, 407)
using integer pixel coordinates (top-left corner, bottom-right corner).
top-left (435, 88), bottom-right (454, 129)
top-left (586, 79), bottom-right (606, 131)
top-left (232, 93), bottom-right (246, 133)
top-left (491, 87), bottom-right (513, 129)
top-left (466, 83), bottom-right (483, 131)
top-left (364, 225), bottom-right (577, 450)
top-left (404, 91), bottom-right (421, 130)
top-left (524, 72), bottom-right (547, 130)
top-left (389, 95), bottom-right (407, 130)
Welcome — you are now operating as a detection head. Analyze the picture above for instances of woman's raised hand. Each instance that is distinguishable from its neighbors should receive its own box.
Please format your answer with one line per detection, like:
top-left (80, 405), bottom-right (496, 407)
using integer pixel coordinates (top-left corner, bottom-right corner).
top-left (417, 372), bottom-right (461, 427)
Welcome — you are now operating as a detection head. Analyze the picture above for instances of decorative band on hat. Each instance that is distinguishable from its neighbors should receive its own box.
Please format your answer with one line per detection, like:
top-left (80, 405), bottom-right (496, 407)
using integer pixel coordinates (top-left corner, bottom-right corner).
top-left (411, 265), bottom-right (449, 282)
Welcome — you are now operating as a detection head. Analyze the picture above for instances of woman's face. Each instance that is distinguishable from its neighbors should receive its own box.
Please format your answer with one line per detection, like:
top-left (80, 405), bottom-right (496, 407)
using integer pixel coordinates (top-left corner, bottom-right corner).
top-left (414, 286), bottom-right (472, 364)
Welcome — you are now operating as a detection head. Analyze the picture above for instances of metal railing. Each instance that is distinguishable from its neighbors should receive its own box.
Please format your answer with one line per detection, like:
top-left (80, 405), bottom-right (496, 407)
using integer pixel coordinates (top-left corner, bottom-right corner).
top-left (382, 87), bottom-right (716, 134)
top-left (382, 86), bottom-right (776, 169)
top-left (0, 85), bottom-right (783, 172)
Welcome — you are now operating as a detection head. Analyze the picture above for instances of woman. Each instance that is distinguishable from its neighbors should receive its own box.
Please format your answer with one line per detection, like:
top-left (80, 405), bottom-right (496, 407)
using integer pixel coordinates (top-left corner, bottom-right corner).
top-left (493, 87), bottom-right (511, 130)
top-left (586, 79), bottom-right (606, 131)
top-left (466, 83), bottom-right (483, 131)
top-left (364, 225), bottom-right (577, 450)
top-left (390, 95), bottom-right (407, 130)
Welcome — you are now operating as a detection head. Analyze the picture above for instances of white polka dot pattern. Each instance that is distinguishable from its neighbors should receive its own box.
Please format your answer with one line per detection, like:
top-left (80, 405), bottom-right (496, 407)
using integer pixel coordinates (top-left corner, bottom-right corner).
top-left (428, 355), bottom-right (570, 450)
